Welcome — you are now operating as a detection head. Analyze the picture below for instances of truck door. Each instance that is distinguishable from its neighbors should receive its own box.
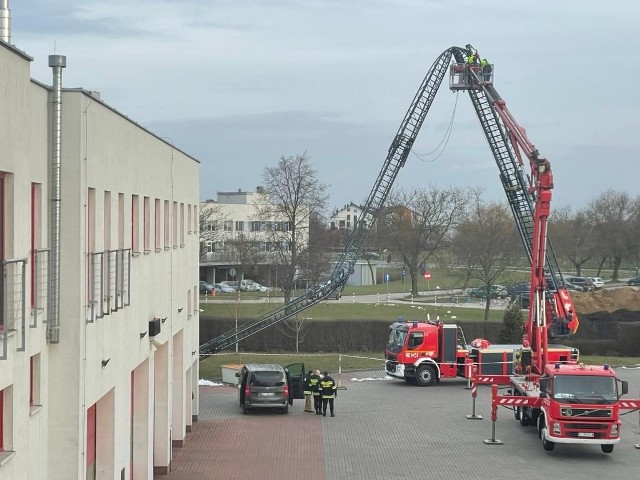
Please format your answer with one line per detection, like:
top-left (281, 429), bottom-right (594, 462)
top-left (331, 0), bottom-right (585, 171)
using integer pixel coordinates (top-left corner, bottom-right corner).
top-left (285, 362), bottom-right (305, 405)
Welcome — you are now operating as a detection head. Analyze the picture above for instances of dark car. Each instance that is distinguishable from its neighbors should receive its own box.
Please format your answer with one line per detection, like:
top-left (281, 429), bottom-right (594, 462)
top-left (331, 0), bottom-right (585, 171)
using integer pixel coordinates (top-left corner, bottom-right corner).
top-left (512, 293), bottom-right (530, 310)
top-left (507, 282), bottom-right (530, 300)
top-left (469, 285), bottom-right (508, 299)
top-left (199, 281), bottom-right (215, 294)
top-left (236, 363), bottom-right (305, 414)
top-left (628, 276), bottom-right (640, 286)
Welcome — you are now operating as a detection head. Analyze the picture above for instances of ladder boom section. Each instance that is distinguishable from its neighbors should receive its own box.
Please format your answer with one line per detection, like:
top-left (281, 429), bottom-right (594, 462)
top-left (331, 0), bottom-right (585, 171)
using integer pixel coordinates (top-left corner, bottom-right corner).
top-left (200, 47), bottom-right (463, 356)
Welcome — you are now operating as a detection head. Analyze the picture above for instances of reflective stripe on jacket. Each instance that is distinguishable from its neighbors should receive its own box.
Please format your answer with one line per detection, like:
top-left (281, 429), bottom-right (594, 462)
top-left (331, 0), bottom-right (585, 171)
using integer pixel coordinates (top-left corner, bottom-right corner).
top-left (319, 376), bottom-right (337, 399)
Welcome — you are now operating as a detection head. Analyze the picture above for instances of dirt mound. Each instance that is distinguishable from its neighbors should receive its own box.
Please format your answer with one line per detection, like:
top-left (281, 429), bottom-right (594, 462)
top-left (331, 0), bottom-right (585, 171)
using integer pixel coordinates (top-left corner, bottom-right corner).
top-left (571, 287), bottom-right (640, 314)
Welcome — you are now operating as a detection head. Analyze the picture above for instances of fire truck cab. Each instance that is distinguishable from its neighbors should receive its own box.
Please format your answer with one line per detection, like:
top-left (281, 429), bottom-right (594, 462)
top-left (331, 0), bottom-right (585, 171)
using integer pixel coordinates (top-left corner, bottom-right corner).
top-left (385, 320), bottom-right (469, 386)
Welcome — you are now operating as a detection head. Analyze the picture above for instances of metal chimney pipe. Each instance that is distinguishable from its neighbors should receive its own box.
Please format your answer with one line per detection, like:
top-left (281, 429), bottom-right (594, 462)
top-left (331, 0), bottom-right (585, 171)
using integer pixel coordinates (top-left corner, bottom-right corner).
top-left (48, 54), bottom-right (66, 343)
top-left (0, 0), bottom-right (10, 43)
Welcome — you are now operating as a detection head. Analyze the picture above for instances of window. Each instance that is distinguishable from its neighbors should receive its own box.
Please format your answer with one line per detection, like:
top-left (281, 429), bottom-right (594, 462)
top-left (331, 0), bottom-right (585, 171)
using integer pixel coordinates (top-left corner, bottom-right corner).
top-left (172, 202), bottom-right (178, 248)
top-left (88, 188), bottom-right (96, 252)
top-left (104, 191), bottom-right (111, 251)
top-left (0, 386), bottom-right (13, 454)
top-left (131, 195), bottom-right (140, 253)
top-left (155, 199), bottom-right (161, 251)
top-left (224, 220), bottom-right (233, 232)
top-left (30, 184), bottom-right (42, 308)
top-left (193, 204), bottom-right (198, 233)
top-left (143, 197), bottom-right (151, 252)
top-left (118, 193), bottom-right (124, 249)
top-left (235, 221), bottom-right (244, 232)
top-left (164, 200), bottom-right (170, 249)
top-left (180, 203), bottom-right (185, 247)
top-left (30, 354), bottom-right (41, 408)
top-left (0, 175), bottom-right (5, 331)
top-left (187, 205), bottom-right (192, 234)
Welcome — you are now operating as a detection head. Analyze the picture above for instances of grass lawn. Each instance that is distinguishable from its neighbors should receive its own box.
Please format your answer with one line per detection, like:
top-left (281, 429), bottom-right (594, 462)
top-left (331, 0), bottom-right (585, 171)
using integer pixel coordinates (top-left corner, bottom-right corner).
top-left (200, 298), bottom-right (508, 323)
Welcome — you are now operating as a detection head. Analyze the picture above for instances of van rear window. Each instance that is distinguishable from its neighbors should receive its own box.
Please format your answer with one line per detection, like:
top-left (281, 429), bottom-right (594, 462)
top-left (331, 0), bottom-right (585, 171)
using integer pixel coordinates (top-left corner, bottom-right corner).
top-left (251, 371), bottom-right (285, 387)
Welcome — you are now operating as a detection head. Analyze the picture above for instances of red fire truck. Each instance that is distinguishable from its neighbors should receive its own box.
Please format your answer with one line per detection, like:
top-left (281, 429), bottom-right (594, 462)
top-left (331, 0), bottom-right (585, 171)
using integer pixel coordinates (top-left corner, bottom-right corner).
top-left (387, 45), bottom-right (640, 452)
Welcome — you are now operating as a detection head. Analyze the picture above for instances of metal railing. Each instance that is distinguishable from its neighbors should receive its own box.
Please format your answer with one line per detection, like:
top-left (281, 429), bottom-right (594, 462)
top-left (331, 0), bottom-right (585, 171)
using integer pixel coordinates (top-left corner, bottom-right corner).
top-left (2, 257), bottom-right (27, 359)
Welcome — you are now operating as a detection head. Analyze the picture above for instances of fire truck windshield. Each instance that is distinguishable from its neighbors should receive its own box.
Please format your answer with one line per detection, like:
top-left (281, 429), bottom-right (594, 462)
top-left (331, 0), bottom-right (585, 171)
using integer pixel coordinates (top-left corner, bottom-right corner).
top-left (387, 329), bottom-right (407, 348)
top-left (552, 375), bottom-right (617, 404)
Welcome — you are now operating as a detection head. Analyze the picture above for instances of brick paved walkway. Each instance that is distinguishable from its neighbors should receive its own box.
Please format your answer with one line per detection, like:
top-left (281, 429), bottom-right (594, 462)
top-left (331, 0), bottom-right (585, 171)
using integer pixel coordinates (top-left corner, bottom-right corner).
top-left (157, 369), bottom-right (640, 480)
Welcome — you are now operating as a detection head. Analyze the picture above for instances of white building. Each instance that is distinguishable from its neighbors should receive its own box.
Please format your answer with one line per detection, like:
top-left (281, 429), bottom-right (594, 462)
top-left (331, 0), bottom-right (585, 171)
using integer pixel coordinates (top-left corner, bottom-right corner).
top-left (0, 14), bottom-right (199, 480)
top-left (329, 202), bottom-right (362, 231)
top-left (200, 188), bottom-right (308, 284)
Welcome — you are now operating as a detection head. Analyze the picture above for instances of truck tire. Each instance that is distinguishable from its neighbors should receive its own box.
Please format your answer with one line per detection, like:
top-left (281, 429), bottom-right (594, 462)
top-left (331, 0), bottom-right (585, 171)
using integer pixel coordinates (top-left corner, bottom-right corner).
top-left (539, 418), bottom-right (555, 451)
top-left (601, 444), bottom-right (614, 453)
top-left (415, 365), bottom-right (436, 387)
top-left (515, 406), bottom-right (530, 426)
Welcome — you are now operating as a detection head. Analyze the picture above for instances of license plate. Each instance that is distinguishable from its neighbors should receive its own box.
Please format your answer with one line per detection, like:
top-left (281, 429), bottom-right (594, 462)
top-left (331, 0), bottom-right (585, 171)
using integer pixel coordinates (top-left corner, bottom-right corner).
top-left (577, 432), bottom-right (594, 438)
top-left (259, 392), bottom-right (274, 397)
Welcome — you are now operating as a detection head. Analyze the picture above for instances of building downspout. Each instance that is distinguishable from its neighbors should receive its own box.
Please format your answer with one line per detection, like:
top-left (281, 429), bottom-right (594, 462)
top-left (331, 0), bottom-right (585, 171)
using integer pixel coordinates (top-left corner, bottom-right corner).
top-left (0, 0), bottom-right (10, 44)
top-left (48, 54), bottom-right (66, 343)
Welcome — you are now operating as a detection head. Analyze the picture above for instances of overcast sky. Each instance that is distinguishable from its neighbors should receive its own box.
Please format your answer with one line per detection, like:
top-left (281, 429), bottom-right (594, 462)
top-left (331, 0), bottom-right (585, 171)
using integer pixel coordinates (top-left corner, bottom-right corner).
top-left (10, 0), bottom-right (640, 214)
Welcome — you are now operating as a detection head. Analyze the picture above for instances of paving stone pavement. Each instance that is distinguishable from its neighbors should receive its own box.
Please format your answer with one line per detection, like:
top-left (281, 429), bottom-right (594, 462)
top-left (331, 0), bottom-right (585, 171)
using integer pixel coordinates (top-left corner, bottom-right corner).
top-left (157, 368), bottom-right (640, 480)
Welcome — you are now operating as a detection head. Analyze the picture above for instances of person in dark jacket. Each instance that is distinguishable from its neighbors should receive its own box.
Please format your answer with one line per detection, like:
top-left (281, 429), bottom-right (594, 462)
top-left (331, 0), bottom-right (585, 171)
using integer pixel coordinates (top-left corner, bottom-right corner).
top-left (311, 370), bottom-right (322, 414)
top-left (318, 370), bottom-right (337, 417)
top-left (303, 370), bottom-right (314, 413)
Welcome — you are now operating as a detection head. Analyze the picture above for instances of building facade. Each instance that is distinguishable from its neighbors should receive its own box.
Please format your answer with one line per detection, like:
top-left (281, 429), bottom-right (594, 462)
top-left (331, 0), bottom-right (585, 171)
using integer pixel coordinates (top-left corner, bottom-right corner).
top-left (200, 189), bottom-right (308, 285)
top-left (0, 28), bottom-right (199, 480)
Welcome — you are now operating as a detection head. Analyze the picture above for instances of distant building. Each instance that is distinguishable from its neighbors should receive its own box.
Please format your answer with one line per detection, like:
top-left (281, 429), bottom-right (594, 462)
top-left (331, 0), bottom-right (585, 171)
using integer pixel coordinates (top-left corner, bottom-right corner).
top-left (329, 202), bottom-right (362, 231)
top-left (199, 188), bottom-right (309, 285)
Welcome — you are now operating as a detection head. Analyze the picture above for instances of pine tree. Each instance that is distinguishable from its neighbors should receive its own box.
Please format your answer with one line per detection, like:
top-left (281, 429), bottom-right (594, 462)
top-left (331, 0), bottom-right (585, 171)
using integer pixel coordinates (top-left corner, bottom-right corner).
top-left (499, 301), bottom-right (524, 343)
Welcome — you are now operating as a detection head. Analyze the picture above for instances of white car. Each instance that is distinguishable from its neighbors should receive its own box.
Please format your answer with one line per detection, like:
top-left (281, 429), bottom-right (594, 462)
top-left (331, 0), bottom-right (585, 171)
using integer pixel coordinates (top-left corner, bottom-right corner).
top-left (253, 283), bottom-right (271, 292)
top-left (589, 277), bottom-right (605, 290)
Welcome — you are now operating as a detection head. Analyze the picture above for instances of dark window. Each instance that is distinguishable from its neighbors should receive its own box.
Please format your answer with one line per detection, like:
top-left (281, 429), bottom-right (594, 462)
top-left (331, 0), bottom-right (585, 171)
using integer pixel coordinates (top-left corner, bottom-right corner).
top-left (250, 371), bottom-right (285, 387)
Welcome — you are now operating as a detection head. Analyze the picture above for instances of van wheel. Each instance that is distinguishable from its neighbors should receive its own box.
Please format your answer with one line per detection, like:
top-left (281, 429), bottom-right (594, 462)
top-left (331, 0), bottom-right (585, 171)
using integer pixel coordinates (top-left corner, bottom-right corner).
top-left (601, 444), bottom-right (614, 453)
top-left (242, 404), bottom-right (248, 415)
top-left (281, 406), bottom-right (289, 414)
top-left (415, 365), bottom-right (436, 386)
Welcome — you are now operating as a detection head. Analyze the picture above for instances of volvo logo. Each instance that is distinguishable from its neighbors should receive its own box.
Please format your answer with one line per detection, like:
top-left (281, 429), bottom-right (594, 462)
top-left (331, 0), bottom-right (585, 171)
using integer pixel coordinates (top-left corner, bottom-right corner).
top-left (561, 408), bottom-right (572, 416)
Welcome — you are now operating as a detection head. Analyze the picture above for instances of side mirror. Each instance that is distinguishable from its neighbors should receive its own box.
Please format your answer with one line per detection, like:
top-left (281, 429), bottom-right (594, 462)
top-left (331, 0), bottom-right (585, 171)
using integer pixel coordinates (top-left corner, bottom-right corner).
top-left (621, 380), bottom-right (629, 396)
top-left (539, 378), bottom-right (548, 393)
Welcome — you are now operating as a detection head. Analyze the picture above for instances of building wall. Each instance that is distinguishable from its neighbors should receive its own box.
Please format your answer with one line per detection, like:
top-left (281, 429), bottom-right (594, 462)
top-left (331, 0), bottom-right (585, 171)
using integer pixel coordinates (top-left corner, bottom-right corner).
top-left (0, 39), bottom-right (199, 480)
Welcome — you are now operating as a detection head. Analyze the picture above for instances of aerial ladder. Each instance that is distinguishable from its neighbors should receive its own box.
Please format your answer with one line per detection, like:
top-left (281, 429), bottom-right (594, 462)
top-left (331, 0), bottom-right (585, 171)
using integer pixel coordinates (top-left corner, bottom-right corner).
top-left (200, 44), bottom-right (577, 356)
top-left (199, 49), bottom-right (457, 355)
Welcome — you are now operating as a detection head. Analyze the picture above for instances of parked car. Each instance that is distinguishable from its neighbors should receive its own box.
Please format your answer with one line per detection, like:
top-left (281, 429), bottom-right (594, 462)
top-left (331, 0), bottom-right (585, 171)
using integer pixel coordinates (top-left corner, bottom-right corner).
top-left (627, 276), bottom-right (640, 286)
top-left (307, 281), bottom-right (342, 300)
top-left (221, 280), bottom-right (239, 290)
top-left (507, 282), bottom-right (530, 300)
top-left (239, 279), bottom-right (261, 292)
top-left (236, 363), bottom-right (305, 414)
top-left (564, 276), bottom-right (592, 292)
top-left (469, 285), bottom-right (508, 299)
top-left (589, 277), bottom-right (605, 290)
top-left (199, 281), bottom-right (215, 295)
top-left (564, 281), bottom-right (585, 292)
top-left (214, 282), bottom-right (236, 293)
top-left (253, 283), bottom-right (271, 292)
top-left (512, 293), bottom-right (530, 310)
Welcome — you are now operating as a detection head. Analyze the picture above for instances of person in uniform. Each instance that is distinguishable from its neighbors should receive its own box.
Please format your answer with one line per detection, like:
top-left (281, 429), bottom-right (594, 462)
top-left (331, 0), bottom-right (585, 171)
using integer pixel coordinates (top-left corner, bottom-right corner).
top-left (311, 370), bottom-right (322, 415)
top-left (318, 370), bottom-right (337, 417)
top-left (303, 370), bottom-right (314, 413)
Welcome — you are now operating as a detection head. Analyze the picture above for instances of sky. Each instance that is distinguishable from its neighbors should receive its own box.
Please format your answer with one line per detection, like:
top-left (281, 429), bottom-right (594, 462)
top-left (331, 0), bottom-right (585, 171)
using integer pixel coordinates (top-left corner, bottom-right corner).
top-left (10, 0), bottom-right (640, 214)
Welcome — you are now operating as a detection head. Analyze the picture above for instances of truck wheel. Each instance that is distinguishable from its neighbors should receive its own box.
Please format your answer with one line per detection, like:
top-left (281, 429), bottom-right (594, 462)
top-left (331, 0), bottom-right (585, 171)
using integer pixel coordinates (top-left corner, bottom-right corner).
top-left (601, 444), bottom-right (614, 453)
top-left (281, 406), bottom-right (289, 414)
top-left (515, 407), bottom-right (530, 426)
top-left (539, 418), bottom-right (555, 451)
top-left (415, 365), bottom-right (436, 386)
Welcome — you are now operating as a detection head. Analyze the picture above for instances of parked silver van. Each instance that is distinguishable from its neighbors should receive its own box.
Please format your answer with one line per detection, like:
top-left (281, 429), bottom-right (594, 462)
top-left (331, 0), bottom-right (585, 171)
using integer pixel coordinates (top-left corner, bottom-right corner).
top-left (236, 363), bottom-right (305, 414)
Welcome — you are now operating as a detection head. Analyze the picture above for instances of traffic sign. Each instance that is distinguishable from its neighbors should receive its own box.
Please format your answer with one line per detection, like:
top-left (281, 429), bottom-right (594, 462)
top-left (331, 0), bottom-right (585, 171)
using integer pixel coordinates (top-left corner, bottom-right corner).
top-left (424, 271), bottom-right (431, 280)
top-left (384, 273), bottom-right (391, 282)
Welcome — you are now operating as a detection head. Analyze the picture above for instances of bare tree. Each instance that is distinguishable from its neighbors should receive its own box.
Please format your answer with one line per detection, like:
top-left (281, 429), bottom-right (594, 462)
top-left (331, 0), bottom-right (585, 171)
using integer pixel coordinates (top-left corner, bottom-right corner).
top-left (377, 186), bottom-right (470, 297)
top-left (258, 153), bottom-right (329, 303)
top-left (276, 315), bottom-right (311, 353)
top-left (199, 201), bottom-right (228, 258)
top-left (453, 195), bottom-right (519, 329)
top-left (548, 206), bottom-right (594, 276)
top-left (585, 190), bottom-right (637, 281)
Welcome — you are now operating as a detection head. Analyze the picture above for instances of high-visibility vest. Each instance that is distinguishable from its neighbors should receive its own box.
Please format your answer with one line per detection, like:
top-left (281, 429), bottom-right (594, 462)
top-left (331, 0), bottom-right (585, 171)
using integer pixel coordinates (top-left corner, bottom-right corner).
top-left (466, 55), bottom-right (475, 64)
top-left (480, 59), bottom-right (488, 68)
